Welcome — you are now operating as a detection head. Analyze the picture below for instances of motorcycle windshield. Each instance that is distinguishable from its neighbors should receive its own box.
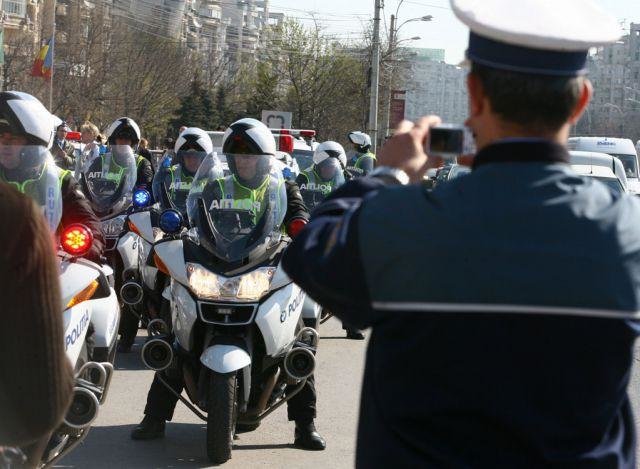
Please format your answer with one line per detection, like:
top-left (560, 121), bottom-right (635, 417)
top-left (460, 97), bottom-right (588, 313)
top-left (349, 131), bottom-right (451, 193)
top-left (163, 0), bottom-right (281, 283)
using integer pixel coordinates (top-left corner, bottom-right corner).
top-left (299, 158), bottom-right (345, 211)
top-left (81, 145), bottom-right (137, 217)
top-left (152, 155), bottom-right (206, 216)
top-left (0, 149), bottom-right (62, 232)
top-left (187, 153), bottom-right (287, 263)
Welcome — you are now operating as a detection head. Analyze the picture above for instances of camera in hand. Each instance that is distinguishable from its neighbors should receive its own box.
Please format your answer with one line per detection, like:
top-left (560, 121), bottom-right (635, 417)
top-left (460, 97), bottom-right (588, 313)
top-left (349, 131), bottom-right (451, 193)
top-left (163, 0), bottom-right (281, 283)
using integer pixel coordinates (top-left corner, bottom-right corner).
top-left (428, 124), bottom-right (475, 158)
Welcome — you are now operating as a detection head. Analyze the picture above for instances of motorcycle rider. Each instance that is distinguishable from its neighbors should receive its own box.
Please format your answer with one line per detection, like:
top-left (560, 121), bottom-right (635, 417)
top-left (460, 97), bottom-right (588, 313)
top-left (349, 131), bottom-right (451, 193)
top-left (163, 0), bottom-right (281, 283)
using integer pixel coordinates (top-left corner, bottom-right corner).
top-left (346, 131), bottom-right (376, 177)
top-left (120, 128), bottom-right (211, 348)
top-left (0, 91), bottom-right (104, 261)
top-left (104, 117), bottom-right (154, 192)
top-left (296, 141), bottom-right (347, 201)
top-left (132, 118), bottom-right (325, 451)
top-left (297, 142), bottom-right (365, 340)
top-left (153, 127), bottom-right (211, 215)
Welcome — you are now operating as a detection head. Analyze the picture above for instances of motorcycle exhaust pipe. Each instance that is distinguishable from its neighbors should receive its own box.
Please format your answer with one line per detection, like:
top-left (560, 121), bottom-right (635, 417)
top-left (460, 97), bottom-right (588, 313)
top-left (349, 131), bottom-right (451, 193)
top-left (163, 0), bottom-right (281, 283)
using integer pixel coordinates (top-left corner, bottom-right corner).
top-left (63, 387), bottom-right (100, 429)
top-left (141, 338), bottom-right (173, 371)
top-left (283, 347), bottom-right (316, 381)
top-left (147, 319), bottom-right (169, 337)
top-left (120, 281), bottom-right (144, 305)
top-left (296, 327), bottom-right (319, 348)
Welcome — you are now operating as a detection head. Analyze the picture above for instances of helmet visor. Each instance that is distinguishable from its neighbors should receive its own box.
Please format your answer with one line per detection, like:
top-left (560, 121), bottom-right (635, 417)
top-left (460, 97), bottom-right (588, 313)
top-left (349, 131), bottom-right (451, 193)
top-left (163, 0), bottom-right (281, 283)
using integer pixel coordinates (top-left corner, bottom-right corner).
top-left (226, 154), bottom-right (273, 188)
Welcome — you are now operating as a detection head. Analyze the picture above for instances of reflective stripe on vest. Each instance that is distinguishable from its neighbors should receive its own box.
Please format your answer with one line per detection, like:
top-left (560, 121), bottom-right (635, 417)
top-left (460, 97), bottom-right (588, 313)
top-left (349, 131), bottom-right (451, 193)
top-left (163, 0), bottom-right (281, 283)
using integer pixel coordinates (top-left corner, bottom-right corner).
top-left (215, 175), bottom-right (282, 224)
top-left (300, 169), bottom-right (335, 196)
top-left (354, 152), bottom-right (376, 169)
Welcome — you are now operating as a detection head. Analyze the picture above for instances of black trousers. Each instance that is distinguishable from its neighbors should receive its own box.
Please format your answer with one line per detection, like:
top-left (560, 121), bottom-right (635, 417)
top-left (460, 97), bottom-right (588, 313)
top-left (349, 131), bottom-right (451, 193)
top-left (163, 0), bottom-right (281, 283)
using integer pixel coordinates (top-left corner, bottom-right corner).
top-left (118, 305), bottom-right (139, 348)
top-left (144, 367), bottom-right (317, 423)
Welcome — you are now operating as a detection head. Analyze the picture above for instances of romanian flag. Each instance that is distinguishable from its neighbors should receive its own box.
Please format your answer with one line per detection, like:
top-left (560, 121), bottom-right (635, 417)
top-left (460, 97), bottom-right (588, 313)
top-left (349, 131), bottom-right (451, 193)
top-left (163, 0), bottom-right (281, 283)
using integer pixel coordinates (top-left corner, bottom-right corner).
top-left (31, 37), bottom-right (54, 79)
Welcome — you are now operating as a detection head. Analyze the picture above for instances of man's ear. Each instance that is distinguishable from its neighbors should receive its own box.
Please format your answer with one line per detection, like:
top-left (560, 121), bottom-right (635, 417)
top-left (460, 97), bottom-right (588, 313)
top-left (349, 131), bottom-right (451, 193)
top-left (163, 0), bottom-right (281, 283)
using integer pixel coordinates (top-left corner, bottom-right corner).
top-left (467, 73), bottom-right (485, 118)
top-left (568, 79), bottom-right (593, 125)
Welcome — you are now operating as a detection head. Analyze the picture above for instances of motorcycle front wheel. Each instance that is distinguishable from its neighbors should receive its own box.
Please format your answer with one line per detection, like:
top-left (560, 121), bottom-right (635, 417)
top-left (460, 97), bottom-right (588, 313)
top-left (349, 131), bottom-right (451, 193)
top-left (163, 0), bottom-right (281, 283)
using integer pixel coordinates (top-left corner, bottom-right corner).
top-left (206, 371), bottom-right (238, 464)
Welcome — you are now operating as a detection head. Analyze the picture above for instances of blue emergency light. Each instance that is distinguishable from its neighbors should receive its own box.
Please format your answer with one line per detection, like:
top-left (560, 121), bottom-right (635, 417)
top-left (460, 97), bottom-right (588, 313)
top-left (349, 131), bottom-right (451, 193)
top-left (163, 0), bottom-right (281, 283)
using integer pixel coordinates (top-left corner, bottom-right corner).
top-left (133, 189), bottom-right (151, 208)
top-left (159, 209), bottom-right (183, 234)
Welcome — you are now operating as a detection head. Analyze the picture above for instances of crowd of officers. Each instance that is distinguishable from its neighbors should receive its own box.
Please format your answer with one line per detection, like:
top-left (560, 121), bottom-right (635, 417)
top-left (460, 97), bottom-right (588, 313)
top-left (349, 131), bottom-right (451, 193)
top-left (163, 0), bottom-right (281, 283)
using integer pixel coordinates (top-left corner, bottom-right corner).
top-left (0, 92), bottom-right (380, 466)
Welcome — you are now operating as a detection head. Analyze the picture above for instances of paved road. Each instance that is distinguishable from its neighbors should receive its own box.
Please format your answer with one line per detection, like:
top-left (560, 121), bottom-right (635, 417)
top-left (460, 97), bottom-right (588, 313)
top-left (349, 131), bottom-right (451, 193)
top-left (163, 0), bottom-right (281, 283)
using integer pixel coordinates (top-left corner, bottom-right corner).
top-left (58, 317), bottom-right (366, 468)
top-left (58, 317), bottom-right (640, 468)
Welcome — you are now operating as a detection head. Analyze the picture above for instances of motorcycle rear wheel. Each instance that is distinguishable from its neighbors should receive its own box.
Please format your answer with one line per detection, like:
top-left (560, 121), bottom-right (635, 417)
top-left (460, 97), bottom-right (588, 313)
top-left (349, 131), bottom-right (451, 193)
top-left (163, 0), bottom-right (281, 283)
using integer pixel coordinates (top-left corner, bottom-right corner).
top-left (206, 371), bottom-right (238, 464)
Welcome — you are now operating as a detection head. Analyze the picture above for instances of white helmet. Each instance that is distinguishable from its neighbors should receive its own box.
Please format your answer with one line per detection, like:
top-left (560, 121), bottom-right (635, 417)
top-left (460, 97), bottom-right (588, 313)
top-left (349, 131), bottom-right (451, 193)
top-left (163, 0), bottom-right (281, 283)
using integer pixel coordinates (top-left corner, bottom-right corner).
top-left (0, 91), bottom-right (55, 167)
top-left (175, 127), bottom-right (213, 155)
top-left (313, 141), bottom-right (347, 167)
top-left (348, 131), bottom-right (372, 151)
top-left (222, 118), bottom-right (276, 156)
top-left (105, 117), bottom-right (141, 147)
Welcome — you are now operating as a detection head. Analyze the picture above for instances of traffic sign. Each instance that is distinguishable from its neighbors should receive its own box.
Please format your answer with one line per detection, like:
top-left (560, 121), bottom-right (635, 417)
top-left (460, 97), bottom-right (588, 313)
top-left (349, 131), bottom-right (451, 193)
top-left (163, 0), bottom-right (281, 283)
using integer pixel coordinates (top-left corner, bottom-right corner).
top-left (261, 110), bottom-right (292, 129)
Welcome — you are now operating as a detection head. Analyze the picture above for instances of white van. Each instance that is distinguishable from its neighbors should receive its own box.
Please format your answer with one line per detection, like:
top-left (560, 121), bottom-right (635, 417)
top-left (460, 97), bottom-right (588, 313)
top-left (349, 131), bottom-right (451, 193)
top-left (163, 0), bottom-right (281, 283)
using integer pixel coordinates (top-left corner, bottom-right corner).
top-left (569, 151), bottom-right (628, 190)
top-left (568, 137), bottom-right (639, 194)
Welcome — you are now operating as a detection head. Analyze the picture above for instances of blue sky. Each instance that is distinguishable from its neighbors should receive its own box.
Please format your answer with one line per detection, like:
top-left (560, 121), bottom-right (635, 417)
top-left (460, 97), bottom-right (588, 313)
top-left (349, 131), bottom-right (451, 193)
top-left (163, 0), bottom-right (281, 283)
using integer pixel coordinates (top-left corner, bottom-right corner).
top-left (269, 0), bottom-right (640, 64)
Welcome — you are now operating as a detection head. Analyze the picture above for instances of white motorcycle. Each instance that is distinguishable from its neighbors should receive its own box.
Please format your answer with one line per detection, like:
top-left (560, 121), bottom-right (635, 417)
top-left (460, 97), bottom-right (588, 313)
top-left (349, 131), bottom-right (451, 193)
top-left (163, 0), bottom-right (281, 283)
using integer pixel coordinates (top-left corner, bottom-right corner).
top-left (141, 156), bottom-right (318, 464)
top-left (0, 153), bottom-right (119, 467)
top-left (78, 147), bottom-right (142, 346)
top-left (40, 224), bottom-right (120, 467)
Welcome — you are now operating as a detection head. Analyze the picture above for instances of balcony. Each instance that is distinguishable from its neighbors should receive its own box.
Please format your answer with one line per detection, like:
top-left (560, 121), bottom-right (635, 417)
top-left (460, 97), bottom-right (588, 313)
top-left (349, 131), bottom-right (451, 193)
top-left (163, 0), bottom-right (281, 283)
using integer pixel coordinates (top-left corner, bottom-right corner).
top-left (3, 0), bottom-right (25, 17)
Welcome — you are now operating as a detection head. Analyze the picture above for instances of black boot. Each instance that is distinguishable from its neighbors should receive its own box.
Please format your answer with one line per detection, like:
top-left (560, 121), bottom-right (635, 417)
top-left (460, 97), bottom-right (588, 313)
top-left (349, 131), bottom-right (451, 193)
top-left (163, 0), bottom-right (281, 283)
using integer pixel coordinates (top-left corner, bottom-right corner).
top-left (346, 328), bottom-right (365, 340)
top-left (294, 419), bottom-right (326, 450)
top-left (131, 415), bottom-right (165, 440)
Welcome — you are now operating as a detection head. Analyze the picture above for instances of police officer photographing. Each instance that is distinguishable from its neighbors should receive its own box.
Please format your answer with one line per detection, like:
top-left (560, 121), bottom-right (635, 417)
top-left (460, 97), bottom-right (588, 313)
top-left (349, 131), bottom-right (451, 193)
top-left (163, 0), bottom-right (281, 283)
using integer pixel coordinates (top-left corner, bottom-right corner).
top-left (283, 0), bottom-right (640, 467)
top-left (132, 119), bottom-right (325, 451)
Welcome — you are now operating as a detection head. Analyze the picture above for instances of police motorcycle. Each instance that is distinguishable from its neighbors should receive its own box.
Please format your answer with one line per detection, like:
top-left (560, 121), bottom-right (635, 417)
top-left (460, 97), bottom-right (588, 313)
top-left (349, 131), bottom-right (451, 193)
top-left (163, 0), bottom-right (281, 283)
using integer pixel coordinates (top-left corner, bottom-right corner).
top-left (46, 208), bottom-right (120, 467)
top-left (296, 141), bottom-right (348, 327)
top-left (142, 153), bottom-right (319, 464)
top-left (3, 152), bottom-right (118, 468)
top-left (124, 128), bottom-right (213, 327)
top-left (78, 147), bottom-right (140, 322)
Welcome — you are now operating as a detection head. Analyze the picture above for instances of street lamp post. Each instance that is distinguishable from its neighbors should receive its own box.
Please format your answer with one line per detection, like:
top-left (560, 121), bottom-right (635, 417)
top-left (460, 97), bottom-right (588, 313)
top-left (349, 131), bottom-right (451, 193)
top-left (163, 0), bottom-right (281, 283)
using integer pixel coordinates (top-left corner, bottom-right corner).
top-left (379, 13), bottom-right (432, 145)
top-left (368, 0), bottom-right (382, 154)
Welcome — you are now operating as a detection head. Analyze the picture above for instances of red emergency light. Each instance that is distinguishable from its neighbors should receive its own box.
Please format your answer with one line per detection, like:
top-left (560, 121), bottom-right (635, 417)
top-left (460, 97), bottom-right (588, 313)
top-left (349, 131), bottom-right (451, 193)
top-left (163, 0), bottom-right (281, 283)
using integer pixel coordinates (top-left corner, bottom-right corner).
top-left (61, 224), bottom-right (94, 257)
top-left (299, 130), bottom-right (316, 139)
top-left (278, 134), bottom-right (294, 154)
top-left (67, 131), bottom-right (81, 141)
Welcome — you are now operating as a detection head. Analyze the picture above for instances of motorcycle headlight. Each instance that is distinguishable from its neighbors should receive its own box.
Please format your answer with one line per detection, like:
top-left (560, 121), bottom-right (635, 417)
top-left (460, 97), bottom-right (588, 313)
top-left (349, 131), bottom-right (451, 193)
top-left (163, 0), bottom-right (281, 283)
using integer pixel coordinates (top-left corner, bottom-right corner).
top-left (101, 215), bottom-right (126, 237)
top-left (186, 263), bottom-right (275, 302)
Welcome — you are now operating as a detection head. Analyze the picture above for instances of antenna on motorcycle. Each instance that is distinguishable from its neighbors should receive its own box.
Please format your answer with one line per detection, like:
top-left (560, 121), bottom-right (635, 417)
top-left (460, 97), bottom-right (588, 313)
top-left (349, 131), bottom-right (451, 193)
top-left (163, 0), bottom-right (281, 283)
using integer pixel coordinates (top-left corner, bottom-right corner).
top-left (61, 224), bottom-right (94, 257)
top-left (159, 209), bottom-right (183, 234)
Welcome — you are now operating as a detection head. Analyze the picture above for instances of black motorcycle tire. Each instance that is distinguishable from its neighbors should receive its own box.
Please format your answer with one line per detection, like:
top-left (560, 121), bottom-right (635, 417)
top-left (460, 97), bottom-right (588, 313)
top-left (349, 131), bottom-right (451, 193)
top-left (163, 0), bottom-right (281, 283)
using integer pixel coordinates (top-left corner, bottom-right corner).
top-left (206, 371), bottom-right (238, 464)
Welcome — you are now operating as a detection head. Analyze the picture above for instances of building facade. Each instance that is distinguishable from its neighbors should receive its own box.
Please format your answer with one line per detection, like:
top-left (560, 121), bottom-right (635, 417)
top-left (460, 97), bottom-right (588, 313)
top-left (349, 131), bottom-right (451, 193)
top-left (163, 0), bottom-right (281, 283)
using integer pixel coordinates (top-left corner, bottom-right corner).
top-left (577, 22), bottom-right (640, 139)
top-left (399, 48), bottom-right (468, 125)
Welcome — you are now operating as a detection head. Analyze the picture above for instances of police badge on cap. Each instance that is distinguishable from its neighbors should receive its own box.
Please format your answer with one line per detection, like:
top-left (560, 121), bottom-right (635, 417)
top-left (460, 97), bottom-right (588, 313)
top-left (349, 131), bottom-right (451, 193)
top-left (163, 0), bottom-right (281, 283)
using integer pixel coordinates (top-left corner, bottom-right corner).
top-left (451, 0), bottom-right (621, 76)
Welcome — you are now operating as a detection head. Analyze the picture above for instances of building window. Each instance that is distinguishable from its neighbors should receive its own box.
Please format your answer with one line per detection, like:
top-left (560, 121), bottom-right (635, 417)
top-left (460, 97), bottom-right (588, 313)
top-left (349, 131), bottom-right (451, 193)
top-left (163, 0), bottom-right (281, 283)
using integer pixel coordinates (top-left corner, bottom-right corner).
top-left (3, 0), bottom-right (25, 16)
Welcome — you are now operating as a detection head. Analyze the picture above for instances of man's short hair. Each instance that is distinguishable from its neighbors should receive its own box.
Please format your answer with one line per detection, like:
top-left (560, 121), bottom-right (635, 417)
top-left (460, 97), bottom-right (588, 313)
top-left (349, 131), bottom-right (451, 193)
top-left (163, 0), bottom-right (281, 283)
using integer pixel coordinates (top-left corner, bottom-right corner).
top-left (470, 62), bottom-right (585, 133)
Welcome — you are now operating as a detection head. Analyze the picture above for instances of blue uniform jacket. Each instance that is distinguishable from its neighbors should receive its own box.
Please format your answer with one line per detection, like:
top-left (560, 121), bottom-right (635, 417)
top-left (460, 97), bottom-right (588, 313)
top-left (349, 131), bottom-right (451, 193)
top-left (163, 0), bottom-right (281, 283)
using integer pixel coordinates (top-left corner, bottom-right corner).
top-left (282, 141), bottom-right (640, 468)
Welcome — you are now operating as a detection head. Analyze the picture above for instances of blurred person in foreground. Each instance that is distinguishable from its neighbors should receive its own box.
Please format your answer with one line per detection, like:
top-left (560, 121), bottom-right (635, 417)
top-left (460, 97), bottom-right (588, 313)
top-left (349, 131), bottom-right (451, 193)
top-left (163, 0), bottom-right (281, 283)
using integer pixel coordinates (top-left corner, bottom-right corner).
top-left (282, 0), bottom-right (640, 467)
top-left (0, 185), bottom-right (73, 468)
